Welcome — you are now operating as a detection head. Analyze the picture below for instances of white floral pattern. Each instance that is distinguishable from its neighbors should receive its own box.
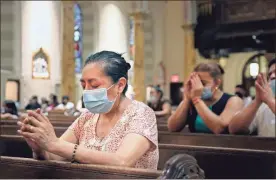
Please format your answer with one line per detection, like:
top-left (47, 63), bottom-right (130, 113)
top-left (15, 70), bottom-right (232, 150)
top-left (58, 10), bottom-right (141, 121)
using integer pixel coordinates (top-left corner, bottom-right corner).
top-left (69, 100), bottom-right (159, 169)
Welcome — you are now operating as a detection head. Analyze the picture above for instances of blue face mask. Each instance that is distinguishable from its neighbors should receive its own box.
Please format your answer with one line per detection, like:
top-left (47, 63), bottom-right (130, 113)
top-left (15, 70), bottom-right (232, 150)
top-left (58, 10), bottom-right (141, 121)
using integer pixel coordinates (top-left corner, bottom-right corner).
top-left (201, 86), bottom-right (213, 100)
top-left (270, 79), bottom-right (276, 97)
top-left (83, 84), bottom-right (117, 114)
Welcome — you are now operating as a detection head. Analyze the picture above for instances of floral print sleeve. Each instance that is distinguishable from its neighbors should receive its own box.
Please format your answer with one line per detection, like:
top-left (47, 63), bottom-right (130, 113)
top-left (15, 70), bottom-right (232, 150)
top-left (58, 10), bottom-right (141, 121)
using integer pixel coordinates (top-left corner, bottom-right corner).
top-left (125, 103), bottom-right (158, 150)
top-left (68, 110), bottom-right (94, 140)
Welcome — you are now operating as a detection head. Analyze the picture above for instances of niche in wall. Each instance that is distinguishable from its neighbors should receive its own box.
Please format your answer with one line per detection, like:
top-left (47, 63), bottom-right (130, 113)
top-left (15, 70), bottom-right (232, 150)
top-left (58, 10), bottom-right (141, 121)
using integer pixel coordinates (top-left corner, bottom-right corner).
top-left (5, 79), bottom-right (20, 102)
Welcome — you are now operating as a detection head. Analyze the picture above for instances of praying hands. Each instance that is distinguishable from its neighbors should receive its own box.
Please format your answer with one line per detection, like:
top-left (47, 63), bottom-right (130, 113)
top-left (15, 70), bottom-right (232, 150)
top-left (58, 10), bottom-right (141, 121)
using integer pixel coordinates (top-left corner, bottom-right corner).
top-left (17, 109), bottom-right (59, 152)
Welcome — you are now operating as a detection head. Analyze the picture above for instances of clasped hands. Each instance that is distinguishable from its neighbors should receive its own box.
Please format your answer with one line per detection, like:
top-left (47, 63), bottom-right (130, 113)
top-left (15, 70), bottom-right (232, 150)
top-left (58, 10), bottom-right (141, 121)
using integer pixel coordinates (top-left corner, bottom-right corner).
top-left (183, 72), bottom-right (204, 101)
top-left (255, 73), bottom-right (274, 105)
top-left (17, 109), bottom-right (58, 153)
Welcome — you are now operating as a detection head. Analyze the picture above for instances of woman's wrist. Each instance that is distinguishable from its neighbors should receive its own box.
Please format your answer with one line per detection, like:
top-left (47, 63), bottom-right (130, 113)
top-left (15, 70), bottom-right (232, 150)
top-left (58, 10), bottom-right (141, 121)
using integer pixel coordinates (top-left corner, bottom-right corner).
top-left (192, 96), bottom-right (202, 105)
top-left (32, 150), bottom-right (45, 160)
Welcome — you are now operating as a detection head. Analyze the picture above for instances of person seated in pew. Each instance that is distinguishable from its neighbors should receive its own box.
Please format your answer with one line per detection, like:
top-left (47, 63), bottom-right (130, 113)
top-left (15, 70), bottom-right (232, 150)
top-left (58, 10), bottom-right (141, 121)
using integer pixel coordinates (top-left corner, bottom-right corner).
top-left (235, 84), bottom-right (252, 107)
top-left (46, 94), bottom-right (59, 112)
top-left (17, 51), bottom-right (159, 169)
top-left (25, 96), bottom-right (41, 110)
top-left (147, 86), bottom-right (172, 117)
top-left (1, 100), bottom-right (19, 119)
top-left (56, 96), bottom-right (75, 116)
top-left (229, 59), bottom-right (276, 137)
top-left (168, 62), bottom-right (243, 134)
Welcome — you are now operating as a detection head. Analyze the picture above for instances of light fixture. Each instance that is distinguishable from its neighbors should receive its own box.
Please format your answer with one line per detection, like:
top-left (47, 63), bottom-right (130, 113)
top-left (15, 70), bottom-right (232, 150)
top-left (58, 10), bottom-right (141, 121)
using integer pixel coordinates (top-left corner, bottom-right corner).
top-left (249, 62), bottom-right (259, 77)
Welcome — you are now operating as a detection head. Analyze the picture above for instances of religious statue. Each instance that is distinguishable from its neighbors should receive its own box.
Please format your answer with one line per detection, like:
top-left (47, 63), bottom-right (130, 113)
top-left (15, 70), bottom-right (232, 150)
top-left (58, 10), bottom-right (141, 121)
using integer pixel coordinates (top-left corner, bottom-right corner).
top-left (32, 48), bottom-right (50, 79)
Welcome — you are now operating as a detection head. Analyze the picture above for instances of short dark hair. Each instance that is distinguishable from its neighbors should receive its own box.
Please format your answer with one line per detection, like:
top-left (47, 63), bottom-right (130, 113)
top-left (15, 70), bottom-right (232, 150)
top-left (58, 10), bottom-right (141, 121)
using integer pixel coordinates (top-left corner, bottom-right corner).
top-left (32, 96), bottom-right (38, 100)
top-left (268, 58), bottom-right (276, 69)
top-left (3, 100), bottom-right (18, 116)
top-left (84, 51), bottom-right (131, 95)
top-left (153, 86), bottom-right (163, 99)
top-left (235, 84), bottom-right (246, 90)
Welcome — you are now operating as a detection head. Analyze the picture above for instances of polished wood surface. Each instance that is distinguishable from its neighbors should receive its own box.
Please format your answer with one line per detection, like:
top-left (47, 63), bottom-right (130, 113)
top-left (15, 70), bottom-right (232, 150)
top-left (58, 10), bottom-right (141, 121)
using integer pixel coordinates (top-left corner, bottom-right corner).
top-left (0, 156), bottom-right (161, 179)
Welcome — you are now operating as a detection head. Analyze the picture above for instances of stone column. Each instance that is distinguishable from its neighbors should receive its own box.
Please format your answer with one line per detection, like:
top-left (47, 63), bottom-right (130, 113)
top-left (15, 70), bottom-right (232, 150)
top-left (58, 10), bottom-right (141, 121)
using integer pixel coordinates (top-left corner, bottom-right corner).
top-left (131, 12), bottom-right (146, 102)
top-left (183, 25), bottom-right (196, 80)
top-left (183, 1), bottom-right (196, 81)
top-left (61, 1), bottom-right (76, 103)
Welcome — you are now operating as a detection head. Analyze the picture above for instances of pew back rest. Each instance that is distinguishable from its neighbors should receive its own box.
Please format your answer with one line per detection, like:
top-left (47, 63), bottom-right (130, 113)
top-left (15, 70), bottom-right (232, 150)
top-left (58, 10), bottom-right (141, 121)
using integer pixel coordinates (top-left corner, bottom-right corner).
top-left (158, 131), bottom-right (276, 151)
top-left (0, 156), bottom-right (161, 179)
top-left (158, 144), bottom-right (276, 179)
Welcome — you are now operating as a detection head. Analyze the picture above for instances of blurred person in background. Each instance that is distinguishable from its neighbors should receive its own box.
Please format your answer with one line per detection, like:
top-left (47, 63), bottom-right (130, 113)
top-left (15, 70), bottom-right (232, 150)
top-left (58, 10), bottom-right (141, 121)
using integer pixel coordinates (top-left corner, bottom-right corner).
top-left (25, 96), bottom-right (41, 110)
top-left (235, 84), bottom-right (252, 107)
top-left (46, 94), bottom-right (59, 111)
top-left (56, 96), bottom-right (75, 115)
top-left (148, 86), bottom-right (171, 117)
top-left (41, 97), bottom-right (49, 113)
top-left (1, 100), bottom-right (19, 119)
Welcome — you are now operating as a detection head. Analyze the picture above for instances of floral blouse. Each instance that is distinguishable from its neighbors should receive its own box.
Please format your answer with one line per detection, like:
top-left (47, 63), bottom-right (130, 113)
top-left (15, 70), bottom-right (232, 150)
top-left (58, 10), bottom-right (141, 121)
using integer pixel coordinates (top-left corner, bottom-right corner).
top-left (69, 100), bottom-right (159, 169)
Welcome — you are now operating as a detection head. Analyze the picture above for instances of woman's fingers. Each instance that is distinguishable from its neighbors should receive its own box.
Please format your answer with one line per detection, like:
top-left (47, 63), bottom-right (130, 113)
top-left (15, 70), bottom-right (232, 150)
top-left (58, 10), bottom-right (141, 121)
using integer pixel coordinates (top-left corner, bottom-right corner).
top-left (17, 122), bottom-right (38, 133)
top-left (27, 110), bottom-right (47, 122)
top-left (255, 81), bottom-right (264, 92)
top-left (261, 73), bottom-right (268, 85)
top-left (17, 130), bottom-right (35, 139)
top-left (27, 116), bottom-right (42, 127)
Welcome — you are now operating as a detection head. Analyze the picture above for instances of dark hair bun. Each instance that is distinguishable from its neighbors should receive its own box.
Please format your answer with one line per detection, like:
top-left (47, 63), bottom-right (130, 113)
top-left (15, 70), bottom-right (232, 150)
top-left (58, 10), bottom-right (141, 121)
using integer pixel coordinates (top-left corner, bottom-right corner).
top-left (126, 62), bottom-right (131, 70)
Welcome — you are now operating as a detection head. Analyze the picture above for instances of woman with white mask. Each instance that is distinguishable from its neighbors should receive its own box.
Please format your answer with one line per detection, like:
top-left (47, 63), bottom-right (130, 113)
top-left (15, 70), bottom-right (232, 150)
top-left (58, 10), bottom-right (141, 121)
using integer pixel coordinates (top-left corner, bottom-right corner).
top-left (168, 62), bottom-right (244, 134)
top-left (17, 51), bottom-right (159, 169)
top-left (147, 86), bottom-right (172, 117)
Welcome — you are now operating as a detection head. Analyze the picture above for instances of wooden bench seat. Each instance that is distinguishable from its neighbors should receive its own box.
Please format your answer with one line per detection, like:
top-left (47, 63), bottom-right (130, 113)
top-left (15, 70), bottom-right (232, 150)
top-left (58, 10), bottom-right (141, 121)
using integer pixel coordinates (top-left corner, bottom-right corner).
top-left (158, 131), bottom-right (276, 151)
top-left (0, 156), bottom-right (161, 179)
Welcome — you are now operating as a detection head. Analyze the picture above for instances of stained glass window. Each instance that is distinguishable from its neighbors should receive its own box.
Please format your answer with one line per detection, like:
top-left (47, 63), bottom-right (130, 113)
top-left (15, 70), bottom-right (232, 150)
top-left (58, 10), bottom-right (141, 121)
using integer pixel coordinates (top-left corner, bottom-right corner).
top-left (129, 16), bottom-right (135, 61)
top-left (74, 3), bottom-right (83, 74)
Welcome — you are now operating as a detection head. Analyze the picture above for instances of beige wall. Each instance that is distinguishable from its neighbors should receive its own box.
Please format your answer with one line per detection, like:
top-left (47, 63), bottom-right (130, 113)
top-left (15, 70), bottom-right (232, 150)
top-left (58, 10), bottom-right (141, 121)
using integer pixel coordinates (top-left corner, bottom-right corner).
top-left (163, 1), bottom-right (185, 97)
top-left (20, 1), bottom-right (62, 107)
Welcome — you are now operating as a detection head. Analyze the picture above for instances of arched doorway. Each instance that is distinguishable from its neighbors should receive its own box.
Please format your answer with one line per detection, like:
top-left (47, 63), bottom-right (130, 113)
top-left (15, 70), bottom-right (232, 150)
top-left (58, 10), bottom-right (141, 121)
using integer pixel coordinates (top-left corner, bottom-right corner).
top-left (242, 53), bottom-right (269, 97)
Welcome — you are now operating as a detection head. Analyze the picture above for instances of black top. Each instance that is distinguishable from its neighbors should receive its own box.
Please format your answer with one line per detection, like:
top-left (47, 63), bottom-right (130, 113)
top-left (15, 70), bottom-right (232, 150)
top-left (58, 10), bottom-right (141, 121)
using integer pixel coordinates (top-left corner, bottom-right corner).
top-left (148, 99), bottom-right (171, 111)
top-left (25, 103), bottom-right (41, 110)
top-left (185, 93), bottom-right (233, 134)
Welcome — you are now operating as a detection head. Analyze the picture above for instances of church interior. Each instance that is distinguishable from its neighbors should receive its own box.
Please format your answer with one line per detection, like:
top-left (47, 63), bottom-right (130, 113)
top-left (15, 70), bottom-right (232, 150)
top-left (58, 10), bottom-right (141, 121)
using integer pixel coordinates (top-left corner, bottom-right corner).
top-left (0, 0), bottom-right (276, 179)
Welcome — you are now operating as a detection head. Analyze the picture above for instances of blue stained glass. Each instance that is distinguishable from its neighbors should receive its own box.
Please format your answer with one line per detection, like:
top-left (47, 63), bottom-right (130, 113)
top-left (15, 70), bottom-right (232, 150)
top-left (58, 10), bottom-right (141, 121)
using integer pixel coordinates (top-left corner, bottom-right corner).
top-left (74, 3), bottom-right (83, 74)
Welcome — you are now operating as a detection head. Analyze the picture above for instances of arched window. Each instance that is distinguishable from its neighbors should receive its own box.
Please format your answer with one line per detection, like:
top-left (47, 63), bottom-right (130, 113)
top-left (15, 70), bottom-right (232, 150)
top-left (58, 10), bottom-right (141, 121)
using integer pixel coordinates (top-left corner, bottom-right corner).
top-left (74, 3), bottom-right (83, 74)
top-left (242, 53), bottom-right (269, 97)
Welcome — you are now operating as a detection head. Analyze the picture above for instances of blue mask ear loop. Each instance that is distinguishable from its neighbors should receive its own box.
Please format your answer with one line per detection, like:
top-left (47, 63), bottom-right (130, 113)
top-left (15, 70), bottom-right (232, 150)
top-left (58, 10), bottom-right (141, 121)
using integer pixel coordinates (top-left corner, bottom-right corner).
top-left (106, 83), bottom-right (120, 103)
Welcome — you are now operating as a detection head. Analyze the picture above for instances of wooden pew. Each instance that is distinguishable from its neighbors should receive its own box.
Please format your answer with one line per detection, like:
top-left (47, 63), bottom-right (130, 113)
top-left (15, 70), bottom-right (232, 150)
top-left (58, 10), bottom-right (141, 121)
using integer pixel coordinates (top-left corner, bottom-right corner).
top-left (1, 125), bottom-right (67, 137)
top-left (2, 122), bottom-right (274, 151)
top-left (158, 131), bottom-right (276, 151)
top-left (1, 121), bottom-right (169, 137)
top-left (1, 119), bottom-right (73, 127)
top-left (1, 135), bottom-right (275, 179)
top-left (158, 144), bottom-right (276, 179)
top-left (0, 156), bottom-right (161, 179)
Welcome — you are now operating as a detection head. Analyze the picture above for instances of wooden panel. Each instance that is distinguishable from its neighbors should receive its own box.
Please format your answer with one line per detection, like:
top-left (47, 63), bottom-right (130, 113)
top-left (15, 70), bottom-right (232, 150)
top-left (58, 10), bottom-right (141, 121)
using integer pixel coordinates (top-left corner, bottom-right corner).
top-left (158, 144), bottom-right (276, 178)
top-left (0, 156), bottom-right (161, 179)
top-left (1, 136), bottom-right (275, 179)
top-left (158, 131), bottom-right (276, 151)
top-left (223, 0), bottom-right (276, 23)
